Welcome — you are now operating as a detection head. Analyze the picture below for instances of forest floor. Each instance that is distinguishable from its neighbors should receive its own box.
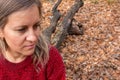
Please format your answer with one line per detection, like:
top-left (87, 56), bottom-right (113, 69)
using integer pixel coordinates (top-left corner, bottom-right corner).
top-left (41, 0), bottom-right (120, 80)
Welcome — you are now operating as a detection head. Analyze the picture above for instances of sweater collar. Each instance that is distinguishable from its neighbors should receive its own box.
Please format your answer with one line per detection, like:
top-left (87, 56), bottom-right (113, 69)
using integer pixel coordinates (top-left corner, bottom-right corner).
top-left (0, 55), bottom-right (33, 71)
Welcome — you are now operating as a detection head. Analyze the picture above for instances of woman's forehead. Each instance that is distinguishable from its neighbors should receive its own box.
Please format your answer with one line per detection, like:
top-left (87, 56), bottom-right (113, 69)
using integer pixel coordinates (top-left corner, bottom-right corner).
top-left (5, 5), bottom-right (40, 28)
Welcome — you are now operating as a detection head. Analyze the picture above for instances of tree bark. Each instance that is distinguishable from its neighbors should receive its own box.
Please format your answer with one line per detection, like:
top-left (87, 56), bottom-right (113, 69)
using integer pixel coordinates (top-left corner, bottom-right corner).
top-left (43, 0), bottom-right (84, 49)
top-left (43, 0), bottom-right (62, 42)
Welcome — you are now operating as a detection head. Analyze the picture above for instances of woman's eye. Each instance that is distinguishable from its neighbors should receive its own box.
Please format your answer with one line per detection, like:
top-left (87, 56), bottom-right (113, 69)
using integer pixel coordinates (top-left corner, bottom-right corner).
top-left (17, 28), bottom-right (26, 32)
top-left (33, 24), bottom-right (41, 30)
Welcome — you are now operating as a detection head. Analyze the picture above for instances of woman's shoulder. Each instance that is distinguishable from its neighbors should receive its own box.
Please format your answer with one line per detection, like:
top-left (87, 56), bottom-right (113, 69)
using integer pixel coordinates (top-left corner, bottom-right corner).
top-left (49, 46), bottom-right (58, 54)
top-left (49, 46), bottom-right (61, 59)
top-left (47, 45), bottom-right (63, 65)
top-left (45, 46), bottom-right (66, 80)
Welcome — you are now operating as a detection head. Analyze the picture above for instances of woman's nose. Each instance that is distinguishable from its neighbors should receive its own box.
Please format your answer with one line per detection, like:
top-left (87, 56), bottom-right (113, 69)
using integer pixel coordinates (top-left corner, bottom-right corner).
top-left (26, 30), bottom-right (37, 42)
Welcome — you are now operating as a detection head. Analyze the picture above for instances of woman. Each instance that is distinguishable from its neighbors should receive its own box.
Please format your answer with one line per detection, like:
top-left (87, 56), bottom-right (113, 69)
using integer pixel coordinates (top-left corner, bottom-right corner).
top-left (0, 0), bottom-right (65, 80)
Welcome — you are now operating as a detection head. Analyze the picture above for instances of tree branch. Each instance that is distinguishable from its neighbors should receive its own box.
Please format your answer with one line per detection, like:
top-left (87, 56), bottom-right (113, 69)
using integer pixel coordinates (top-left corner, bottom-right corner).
top-left (55, 0), bottom-right (84, 48)
top-left (43, 0), bottom-right (62, 42)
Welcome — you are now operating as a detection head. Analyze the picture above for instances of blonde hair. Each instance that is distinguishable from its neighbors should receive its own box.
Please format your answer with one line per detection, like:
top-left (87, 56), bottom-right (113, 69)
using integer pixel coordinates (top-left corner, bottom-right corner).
top-left (0, 0), bottom-right (49, 69)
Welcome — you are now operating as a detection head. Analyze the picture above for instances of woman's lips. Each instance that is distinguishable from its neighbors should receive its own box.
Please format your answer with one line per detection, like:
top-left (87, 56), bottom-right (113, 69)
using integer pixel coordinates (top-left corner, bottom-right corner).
top-left (24, 44), bottom-right (35, 49)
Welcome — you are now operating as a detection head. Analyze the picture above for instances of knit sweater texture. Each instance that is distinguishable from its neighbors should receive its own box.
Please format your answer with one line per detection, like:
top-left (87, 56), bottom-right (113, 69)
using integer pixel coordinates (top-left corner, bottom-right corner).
top-left (0, 46), bottom-right (65, 80)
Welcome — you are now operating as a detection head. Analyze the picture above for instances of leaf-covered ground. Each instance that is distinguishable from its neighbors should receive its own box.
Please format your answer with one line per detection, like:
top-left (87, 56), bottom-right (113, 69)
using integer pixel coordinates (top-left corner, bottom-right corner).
top-left (41, 0), bottom-right (120, 80)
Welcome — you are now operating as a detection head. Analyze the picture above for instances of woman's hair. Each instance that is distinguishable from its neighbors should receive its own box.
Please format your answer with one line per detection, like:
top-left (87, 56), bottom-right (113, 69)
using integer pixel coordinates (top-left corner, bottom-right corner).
top-left (0, 0), bottom-right (49, 69)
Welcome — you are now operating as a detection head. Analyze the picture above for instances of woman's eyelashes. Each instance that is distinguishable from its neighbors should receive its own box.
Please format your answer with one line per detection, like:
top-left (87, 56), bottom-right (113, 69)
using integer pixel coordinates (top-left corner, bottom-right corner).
top-left (17, 26), bottom-right (27, 33)
top-left (16, 25), bottom-right (28, 33)
top-left (16, 24), bottom-right (40, 33)
top-left (33, 23), bottom-right (41, 30)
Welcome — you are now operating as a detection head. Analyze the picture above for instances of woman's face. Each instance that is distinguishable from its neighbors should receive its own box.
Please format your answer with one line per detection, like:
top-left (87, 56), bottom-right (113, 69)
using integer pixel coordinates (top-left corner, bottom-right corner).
top-left (1, 5), bottom-right (40, 57)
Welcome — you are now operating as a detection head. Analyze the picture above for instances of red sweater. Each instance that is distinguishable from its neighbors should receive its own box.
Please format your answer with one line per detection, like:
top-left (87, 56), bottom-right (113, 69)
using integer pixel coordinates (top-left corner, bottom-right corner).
top-left (0, 47), bottom-right (65, 80)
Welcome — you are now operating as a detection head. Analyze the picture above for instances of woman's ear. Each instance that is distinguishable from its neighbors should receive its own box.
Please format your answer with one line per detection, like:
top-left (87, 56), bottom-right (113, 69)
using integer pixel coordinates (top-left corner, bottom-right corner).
top-left (0, 29), bottom-right (4, 38)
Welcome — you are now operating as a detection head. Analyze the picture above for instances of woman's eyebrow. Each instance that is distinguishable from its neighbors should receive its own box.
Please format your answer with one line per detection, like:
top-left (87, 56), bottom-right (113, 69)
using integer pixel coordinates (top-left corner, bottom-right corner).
top-left (34, 20), bottom-right (40, 24)
top-left (33, 21), bottom-right (41, 26)
top-left (12, 25), bottom-right (28, 30)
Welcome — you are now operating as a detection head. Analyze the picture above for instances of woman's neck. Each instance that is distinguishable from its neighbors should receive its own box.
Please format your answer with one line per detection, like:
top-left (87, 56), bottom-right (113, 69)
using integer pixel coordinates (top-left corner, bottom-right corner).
top-left (4, 51), bottom-right (27, 63)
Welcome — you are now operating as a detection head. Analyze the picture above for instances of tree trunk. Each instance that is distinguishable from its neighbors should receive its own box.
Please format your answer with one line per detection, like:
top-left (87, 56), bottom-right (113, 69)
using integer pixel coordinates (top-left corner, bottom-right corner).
top-left (43, 0), bottom-right (84, 49)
